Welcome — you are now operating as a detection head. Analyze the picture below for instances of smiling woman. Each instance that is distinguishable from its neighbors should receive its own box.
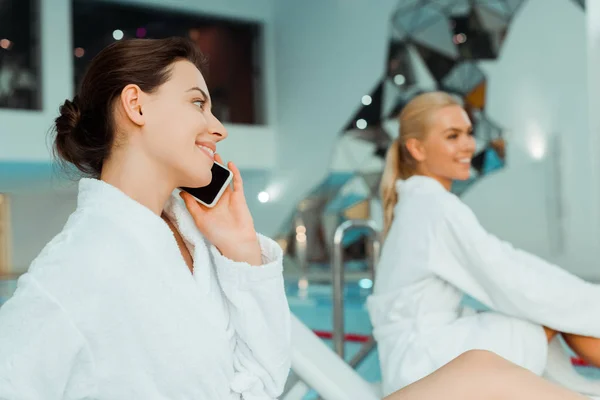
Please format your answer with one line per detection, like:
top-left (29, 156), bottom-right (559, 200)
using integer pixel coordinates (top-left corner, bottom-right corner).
top-left (368, 91), bottom-right (600, 397)
top-left (54, 38), bottom-right (215, 185)
top-left (0, 37), bottom-right (291, 399)
top-left (379, 91), bottom-right (469, 237)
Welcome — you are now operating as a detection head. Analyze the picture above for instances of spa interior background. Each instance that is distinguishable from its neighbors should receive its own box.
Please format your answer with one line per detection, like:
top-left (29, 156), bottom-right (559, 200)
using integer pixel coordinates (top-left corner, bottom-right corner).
top-left (2, 0), bottom-right (600, 397)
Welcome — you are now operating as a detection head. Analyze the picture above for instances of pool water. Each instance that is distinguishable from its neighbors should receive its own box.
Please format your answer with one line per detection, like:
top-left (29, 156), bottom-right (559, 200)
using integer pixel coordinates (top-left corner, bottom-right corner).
top-left (285, 280), bottom-right (382, 385)
top-left (0, 278), bottom-right (17, 306)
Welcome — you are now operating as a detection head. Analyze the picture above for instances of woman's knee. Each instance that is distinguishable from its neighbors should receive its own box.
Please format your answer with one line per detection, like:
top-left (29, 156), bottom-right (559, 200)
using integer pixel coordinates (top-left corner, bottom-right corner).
top-left (432, 351), bottom-right (517, 396)
top-left (453, 350), bottom-right (512, 369)
top-left (451, 350), bottom-right (520, 386)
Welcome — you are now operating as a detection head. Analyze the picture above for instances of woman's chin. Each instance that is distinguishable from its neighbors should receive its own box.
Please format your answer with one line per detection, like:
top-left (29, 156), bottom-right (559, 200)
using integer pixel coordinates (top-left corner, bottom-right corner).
top-left (182, 172), bottom-right (212, 189)
top-left (453, 172), bottom-right (472, 182)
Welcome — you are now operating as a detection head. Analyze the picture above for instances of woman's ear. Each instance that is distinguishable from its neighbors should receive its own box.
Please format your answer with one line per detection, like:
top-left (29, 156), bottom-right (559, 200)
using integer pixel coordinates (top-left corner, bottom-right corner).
top-left (405, 137), bottom-right (426, 162)
top-left (119, 84), bottom-right (145, 126)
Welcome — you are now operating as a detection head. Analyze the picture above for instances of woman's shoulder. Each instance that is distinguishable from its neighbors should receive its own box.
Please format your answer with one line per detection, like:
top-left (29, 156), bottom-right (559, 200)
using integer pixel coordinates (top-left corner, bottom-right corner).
top-left (396, 176), bottom-right (467, 216)
top-left (27, 208), bottom-right (134, 291)
top-left (15, 208), bottom-right (144, 327)
top-left (34, 208), bottom-right (128, 261)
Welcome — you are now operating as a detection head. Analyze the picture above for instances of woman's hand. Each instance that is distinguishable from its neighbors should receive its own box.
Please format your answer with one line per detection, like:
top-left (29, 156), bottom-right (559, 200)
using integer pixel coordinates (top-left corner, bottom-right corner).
top-left (180, 154), bottom-right (262, 266)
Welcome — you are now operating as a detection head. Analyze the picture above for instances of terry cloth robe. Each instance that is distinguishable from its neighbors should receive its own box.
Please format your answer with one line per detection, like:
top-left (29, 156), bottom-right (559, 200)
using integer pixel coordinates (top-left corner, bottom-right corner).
top-left (367, 175), bottom-right (600, 396)
top-left (0, 178), bottom-right (291, 400)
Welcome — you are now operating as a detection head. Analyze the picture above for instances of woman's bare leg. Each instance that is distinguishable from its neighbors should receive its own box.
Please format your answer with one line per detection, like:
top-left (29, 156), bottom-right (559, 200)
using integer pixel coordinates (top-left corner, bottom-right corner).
top-left (384, 350), bottom-right (586, 400)
top-left (543, 326), bottom-right (600, 368)
top-left (563, 333), bottom-right (600, 368)
top-left (544, 326), bottom-right (558, 342)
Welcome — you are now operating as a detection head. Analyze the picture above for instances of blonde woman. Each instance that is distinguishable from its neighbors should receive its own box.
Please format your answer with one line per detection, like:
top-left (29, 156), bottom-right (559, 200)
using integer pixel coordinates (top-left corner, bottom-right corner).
top-left (367, 91), bottom-right (600, 397)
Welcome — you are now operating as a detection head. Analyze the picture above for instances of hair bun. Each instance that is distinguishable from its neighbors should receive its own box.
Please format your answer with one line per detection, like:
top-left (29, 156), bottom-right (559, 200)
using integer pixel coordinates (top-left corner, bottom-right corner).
top-left (55, 96), bottom-right (81, 138)
top-left (53, 95), bottom-right (98, 175)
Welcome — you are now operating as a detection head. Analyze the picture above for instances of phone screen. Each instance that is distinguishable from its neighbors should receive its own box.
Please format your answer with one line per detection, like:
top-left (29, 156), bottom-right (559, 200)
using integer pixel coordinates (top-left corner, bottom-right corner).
top-left (180, 162), bottom-right (232, 206)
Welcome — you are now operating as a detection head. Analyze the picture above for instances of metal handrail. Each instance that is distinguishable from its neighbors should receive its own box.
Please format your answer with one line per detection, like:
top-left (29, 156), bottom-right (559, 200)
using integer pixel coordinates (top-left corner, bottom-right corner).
top-left (332, 219), bottom-right (381, 359)
top-left (348, 337), bottom-right (377, 369)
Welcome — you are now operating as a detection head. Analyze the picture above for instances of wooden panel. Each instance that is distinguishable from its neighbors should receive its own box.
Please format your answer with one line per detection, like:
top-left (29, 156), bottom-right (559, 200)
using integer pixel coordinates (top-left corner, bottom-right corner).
top-left (343, 200), bottom-right (370, 220)
top-left (466, 82), bottom-right (487, 110)
top-left (0, 195), bottom-right (11, 276)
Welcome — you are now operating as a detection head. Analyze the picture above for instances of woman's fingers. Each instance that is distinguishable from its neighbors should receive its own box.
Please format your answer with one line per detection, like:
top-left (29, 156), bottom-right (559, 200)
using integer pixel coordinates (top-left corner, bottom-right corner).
top-left (228, 161), bottom-right (244, 193)
top-left (180, 191), bottom-right (207, 222)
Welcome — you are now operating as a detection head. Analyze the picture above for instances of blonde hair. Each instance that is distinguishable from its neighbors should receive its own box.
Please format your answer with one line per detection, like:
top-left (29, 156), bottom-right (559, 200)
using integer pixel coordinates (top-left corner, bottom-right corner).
top-left (380, 91), bottom-right (461, 237)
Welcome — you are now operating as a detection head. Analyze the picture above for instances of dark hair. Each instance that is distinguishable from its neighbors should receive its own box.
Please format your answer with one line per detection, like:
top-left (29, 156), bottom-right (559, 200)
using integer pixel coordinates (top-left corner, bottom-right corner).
top-left (53, 37), bottom-right (208, 178)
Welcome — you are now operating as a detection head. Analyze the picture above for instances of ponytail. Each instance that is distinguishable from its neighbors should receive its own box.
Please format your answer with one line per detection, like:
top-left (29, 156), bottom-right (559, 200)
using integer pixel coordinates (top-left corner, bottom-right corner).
top-left (380, 140), bottom-right (416, 237)
top-left (381, 141), bottom-right (400, 237)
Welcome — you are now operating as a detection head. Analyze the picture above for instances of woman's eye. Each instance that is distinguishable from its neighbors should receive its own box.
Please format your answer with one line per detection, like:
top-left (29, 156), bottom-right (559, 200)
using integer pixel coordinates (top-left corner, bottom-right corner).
top-left (193, 100), bottom-right (205, 109)
top-left (448, 134), bottom-right (458, 140)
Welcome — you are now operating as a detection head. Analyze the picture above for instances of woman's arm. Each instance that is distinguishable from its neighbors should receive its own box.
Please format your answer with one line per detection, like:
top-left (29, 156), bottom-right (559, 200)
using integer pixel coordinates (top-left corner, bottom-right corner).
top-left (430, 198), bottom-right (600, 336)
top-left (180, 161), bottom-right (291, 398)
top-left (210, 234), bottom-right (291, 399)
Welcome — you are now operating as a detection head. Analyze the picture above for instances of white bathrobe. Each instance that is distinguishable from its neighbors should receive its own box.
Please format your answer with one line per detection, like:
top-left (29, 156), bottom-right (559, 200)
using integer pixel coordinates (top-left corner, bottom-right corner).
top-left (367, 175), bottom-right (600, 396)
top-left (0, 178), bottom-right (291, 400)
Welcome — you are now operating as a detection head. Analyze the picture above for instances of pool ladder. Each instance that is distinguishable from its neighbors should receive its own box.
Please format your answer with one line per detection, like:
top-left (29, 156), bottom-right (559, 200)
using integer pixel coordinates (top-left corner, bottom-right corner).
top-left (281, 219), bottom-right (383, 400)
top-left (332, 219), bottom-right (382, 365)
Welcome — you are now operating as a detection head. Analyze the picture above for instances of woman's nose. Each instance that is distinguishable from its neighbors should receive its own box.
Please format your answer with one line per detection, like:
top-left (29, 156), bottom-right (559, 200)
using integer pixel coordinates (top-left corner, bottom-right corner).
top-left (208, 113), bottom-right (228, 142)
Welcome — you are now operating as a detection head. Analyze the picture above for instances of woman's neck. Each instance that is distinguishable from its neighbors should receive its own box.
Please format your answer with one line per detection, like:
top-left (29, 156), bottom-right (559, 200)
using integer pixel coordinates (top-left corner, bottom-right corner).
top-left (433, 176), bottom-right (452, 191)
top-left (413, 172), bottom-right (452, 191)
top-left (100, 149), bottom-right (176, 216)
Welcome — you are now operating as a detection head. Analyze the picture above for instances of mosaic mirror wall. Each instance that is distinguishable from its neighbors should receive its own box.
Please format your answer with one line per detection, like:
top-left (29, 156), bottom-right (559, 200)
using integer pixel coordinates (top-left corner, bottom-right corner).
top-left (278, 0), bottom-right (586, 280)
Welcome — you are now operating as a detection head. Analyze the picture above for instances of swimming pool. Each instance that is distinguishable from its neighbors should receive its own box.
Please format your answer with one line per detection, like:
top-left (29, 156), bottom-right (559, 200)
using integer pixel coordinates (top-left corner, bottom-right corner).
top-left (285, 280), bottom-right (381, 382)
top-left (0, 278), bottom-right (17, 306)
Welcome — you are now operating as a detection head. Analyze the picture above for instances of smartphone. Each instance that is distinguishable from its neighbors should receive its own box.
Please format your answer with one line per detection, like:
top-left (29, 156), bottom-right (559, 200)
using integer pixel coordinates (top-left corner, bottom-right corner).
top-left (180, 161), bottom-right (233, 208)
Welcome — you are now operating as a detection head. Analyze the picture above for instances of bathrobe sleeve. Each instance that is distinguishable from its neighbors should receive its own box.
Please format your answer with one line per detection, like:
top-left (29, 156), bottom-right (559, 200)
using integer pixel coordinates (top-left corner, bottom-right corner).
top-left (210, 234), bottom-right (291, 400)
top-left (0, 274), bottom-right (96, 399)
top-left (430, 197), bottom-right (600, 337)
